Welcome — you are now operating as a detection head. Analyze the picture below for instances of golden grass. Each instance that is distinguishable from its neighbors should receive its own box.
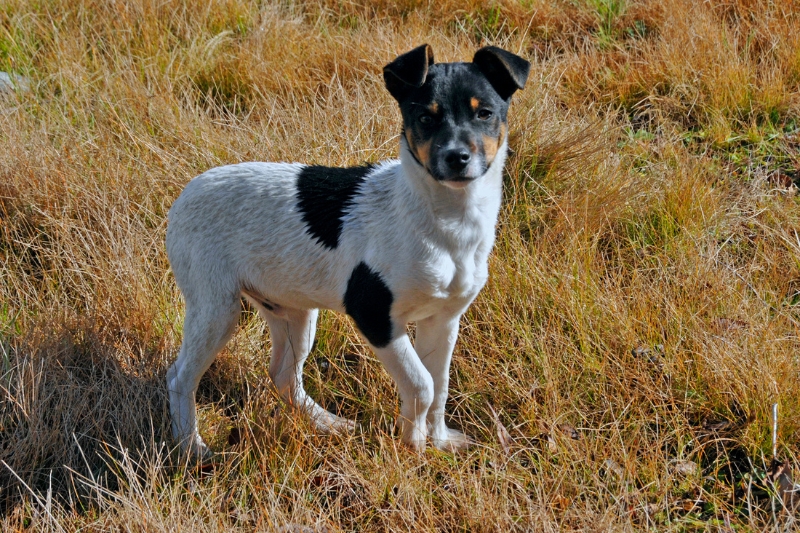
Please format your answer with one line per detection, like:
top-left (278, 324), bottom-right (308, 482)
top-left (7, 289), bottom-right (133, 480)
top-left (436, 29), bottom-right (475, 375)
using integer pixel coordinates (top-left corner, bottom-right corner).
top-left (1, 0), bottom-right (800, 530)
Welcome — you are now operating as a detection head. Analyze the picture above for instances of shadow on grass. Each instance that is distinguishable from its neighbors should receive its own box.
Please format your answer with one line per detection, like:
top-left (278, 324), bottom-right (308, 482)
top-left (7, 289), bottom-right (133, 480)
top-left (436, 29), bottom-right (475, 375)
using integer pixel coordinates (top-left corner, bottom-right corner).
top-left (0, 320), bottom-right (174, 515)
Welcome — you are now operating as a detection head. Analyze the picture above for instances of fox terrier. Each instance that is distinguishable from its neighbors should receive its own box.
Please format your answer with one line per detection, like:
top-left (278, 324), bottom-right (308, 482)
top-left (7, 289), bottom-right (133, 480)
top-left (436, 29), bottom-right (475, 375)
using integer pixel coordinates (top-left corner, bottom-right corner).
top-left (166, 44), bottom-right (530, 457)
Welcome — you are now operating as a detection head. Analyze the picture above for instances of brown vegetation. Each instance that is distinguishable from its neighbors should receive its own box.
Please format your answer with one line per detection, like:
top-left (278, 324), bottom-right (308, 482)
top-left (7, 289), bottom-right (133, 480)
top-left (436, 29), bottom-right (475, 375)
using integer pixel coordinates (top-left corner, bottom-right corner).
top-left (1, 0), bottom-right (799, 530)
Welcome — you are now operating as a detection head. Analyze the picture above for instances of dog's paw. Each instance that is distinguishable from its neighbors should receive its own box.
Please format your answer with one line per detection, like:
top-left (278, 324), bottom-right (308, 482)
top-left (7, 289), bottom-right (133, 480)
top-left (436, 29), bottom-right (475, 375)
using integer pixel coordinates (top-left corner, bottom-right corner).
top-left (399, 434), bottom-right (427, 453)
top-left (311, 410), bottom-right (357, 435)
top-left (176, 434), bottom-right (215, 464)
top-left (431, 427), bottom-right (474, 453)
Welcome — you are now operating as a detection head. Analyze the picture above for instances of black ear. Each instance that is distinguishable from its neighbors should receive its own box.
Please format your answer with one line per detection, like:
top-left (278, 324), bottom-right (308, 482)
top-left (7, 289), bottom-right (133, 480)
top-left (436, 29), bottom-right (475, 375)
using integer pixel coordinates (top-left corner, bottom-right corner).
top-left (472, 46), bottom-right (530, 100)
top-left (383, 44), bottom-right (435, 102)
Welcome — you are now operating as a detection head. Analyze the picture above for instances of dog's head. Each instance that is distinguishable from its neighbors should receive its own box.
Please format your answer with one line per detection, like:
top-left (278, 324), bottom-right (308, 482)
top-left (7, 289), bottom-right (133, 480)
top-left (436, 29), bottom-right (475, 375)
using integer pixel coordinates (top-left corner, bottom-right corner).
top-left (384, 45), bottom-right (529, 189)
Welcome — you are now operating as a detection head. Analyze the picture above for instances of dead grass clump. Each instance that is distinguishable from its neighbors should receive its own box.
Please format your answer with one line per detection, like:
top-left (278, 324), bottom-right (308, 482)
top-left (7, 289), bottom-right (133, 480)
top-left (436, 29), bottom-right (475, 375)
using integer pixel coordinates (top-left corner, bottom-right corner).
top-left (0, 321), bottom-right (170, 514)
top-left (558, 0), bottom-right (800, 143)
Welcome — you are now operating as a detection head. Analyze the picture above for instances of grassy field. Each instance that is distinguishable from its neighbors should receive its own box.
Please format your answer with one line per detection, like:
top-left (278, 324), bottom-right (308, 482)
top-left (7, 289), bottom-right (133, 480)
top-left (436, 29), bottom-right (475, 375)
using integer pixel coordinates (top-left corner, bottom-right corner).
top-left (1, 0), bottom-right (800, 530)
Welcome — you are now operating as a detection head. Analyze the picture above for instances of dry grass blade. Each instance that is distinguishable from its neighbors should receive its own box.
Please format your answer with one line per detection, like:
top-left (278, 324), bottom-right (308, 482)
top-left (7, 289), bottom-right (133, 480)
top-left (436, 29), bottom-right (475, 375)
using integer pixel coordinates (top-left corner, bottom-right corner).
top-left (487, 403), bottom-right (513, 456)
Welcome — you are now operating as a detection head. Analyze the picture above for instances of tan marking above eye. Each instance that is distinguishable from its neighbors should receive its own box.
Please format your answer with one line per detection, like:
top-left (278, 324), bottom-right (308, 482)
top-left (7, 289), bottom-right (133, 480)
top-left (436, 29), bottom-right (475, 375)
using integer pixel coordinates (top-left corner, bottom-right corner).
top-left (428, 101), bottom-right (439, 114)
top-left (470, 97), bottom-right (480, 111)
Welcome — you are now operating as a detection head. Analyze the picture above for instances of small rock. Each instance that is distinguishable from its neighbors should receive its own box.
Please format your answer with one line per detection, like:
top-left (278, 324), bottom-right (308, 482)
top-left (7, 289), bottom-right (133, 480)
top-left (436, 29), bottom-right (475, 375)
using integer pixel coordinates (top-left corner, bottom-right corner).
top-left (670, 459), bottom-right (698, 477)
top-left (0, 72), bottom-right (30, 93)
top-left (603, 459), bottom-right (624, 478)
top-left (558, 423), bottom-right (580, 440)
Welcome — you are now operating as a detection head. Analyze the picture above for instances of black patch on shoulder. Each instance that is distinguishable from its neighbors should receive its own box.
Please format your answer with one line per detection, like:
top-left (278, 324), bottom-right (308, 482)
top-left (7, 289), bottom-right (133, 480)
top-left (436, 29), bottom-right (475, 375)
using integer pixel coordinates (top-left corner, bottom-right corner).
top-left (295, 164), bottom-right (374, 249)
top-left (343, 262), bottom-right (394, 348)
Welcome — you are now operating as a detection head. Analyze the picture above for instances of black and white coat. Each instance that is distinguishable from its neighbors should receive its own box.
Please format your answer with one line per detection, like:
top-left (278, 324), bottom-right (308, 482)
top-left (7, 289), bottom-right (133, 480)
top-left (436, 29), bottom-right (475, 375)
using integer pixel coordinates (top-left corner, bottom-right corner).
top-left (165, 45), bottom-right (529, 456)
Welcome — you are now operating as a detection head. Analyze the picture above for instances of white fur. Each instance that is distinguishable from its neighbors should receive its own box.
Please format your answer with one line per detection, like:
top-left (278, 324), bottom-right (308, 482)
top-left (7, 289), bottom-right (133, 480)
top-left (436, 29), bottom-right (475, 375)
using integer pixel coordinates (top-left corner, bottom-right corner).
top-left (166, 137), bottom-right (508, 456)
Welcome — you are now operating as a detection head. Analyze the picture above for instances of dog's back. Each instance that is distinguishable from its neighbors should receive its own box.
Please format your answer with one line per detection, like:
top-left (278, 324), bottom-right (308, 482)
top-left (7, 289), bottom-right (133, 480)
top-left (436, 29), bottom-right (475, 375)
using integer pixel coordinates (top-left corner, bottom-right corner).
top-left (166, 161), bottom-right (348, 312)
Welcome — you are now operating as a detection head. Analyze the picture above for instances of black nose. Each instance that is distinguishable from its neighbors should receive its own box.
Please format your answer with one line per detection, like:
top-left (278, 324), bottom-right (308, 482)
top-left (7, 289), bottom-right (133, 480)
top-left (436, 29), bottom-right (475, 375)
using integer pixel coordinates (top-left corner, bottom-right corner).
top-left (443, 148), bottom-right (471, 171)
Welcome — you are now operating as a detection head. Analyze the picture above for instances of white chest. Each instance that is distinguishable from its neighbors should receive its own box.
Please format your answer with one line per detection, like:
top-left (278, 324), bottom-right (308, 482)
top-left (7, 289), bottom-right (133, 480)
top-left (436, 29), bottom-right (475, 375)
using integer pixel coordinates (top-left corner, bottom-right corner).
top-left (397, 229), bottom-right (493, 322)
top-left (434, 245), bottom-right (489, 300)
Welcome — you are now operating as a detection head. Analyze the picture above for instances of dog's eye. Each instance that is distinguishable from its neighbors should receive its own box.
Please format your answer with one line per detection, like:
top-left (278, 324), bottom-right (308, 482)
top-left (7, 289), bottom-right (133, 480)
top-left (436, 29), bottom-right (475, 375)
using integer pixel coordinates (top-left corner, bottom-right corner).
top-left (477, 109), bottom-right (493, 120)
top-left (419, 114), bottom-right (433, 125)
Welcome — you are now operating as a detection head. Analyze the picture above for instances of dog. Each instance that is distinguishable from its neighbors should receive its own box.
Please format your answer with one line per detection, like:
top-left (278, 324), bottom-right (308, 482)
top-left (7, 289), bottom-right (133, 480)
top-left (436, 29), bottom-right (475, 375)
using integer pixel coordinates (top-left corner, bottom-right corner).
top-left (165, 44), bottom-right (529, 457)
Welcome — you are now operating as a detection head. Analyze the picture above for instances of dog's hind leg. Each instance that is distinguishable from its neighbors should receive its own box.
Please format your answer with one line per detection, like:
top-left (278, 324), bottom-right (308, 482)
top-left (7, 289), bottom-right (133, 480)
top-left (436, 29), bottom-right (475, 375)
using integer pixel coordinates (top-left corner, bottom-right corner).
top-left (167, 295), bottom-right (240, 458)
top-left (264, 308), bottom-right (356, 434)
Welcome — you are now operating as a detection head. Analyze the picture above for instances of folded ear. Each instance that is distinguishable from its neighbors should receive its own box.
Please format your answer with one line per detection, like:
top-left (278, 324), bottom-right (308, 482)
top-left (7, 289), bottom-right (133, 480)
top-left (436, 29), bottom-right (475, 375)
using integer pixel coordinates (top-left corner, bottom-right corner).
top-left (472, 46), bottom-right (530, 100)
top-left (383, 44), bottom-right (435, 102)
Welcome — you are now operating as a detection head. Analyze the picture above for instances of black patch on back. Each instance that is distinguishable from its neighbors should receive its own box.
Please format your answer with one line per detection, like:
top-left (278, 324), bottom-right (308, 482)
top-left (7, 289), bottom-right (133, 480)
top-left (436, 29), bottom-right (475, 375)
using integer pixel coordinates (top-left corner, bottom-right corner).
top-left (295, 164), bottom-right (374, 249)
top-left (343, 262), bottom-right (394, 348)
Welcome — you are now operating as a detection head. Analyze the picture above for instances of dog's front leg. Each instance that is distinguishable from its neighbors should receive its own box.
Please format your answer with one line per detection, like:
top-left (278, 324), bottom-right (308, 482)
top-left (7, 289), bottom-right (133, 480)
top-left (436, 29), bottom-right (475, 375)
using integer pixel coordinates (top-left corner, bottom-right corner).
top-left (414, 313), bottom-right (473, 452)
top-left (371, 335), bottom-right (434, 451)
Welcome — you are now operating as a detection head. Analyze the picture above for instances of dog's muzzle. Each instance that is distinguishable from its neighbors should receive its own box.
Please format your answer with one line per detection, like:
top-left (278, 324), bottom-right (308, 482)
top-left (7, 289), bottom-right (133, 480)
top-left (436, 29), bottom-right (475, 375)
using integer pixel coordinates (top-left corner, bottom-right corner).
top-left (433, 147), bottom-right (485, 187)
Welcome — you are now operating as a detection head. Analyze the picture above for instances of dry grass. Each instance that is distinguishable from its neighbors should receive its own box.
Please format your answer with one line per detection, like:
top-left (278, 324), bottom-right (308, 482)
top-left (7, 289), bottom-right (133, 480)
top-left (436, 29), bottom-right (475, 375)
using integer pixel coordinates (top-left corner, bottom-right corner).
top-left (1, 0), bottom-right (800, 530)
